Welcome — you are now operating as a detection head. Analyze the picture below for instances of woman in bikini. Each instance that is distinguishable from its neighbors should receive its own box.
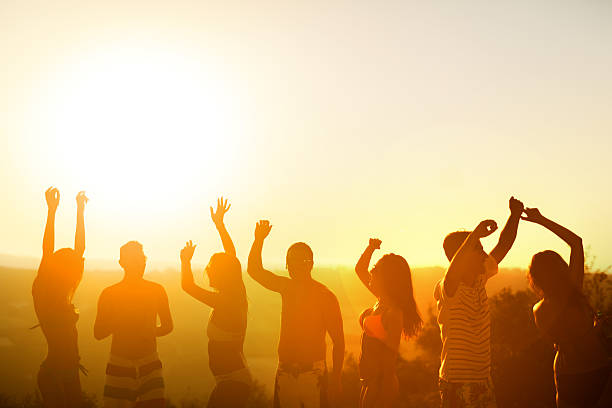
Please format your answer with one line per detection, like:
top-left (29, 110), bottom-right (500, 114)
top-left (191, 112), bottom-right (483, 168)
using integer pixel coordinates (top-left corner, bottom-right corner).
top-left (180, 198), bottom-right (251, 408)
top-left (32, 187), bottom-right (88, 408)
top-left (523, 207), bottom-right (611, 407)
top-left (355, 238), bottom-right (423, 408)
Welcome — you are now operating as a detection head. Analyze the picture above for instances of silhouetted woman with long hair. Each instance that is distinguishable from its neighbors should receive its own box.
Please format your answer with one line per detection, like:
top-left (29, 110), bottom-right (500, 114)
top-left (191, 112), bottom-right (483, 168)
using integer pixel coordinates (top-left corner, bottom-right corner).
top-left (523, 207), bottom-right (611, 407)
top-left (32, 187), bottom-right (88, 408)
top-left (180, 198), bottom-right (251, 408)
top-left (355, 238), bottom-right (423, 408)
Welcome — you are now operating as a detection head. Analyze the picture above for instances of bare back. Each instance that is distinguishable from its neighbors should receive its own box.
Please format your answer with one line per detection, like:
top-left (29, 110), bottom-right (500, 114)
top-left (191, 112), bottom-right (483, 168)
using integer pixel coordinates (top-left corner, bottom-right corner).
top-left (278, 279), bottom-right (337, 364)
top-left (534, 297), bottom-right (608, 375)
top-left (97, 279), bottom-right (168, 359)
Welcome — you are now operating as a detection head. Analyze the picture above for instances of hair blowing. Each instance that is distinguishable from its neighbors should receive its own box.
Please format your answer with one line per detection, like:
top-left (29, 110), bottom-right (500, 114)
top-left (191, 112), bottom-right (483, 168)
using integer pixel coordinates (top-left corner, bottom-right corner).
top-left (373, 254), bottom-right (423, 338)
top-left (34, 248), bottom-right (83, 304)
top-left (207, 252), bottom-right (248, 308)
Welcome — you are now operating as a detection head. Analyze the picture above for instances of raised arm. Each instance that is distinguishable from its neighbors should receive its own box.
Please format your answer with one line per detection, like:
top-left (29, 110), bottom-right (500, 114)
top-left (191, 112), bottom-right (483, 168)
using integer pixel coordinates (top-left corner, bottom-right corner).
top-left (444, 220), bottom-right (498, 297)
top-left (324, 293), bottom-right (345, 405)
top-left (180, 241), bottom-right (220, 307)
top-left (155, 286), bottom-right (173, 337)
top-left (74, 191), bottom-right (88, 257)
top-left (210, 197), bottom-right (236, 256)
top-left (42, 187), bottom-right (59, 259)
top-left (521, 207), bottom-right (584, 288)
top-left (247, 220), bottom-right (290, 293)
top-left (489, 196), bottom-right (523, 264)
top-left (355, 238), bottom-right (381, 296)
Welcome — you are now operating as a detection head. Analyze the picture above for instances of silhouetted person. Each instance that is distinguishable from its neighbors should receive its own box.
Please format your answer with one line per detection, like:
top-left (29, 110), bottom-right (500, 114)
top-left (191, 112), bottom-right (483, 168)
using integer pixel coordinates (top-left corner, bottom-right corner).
top-left (522, 207), bottom-right (611, 407)
top-left (32, 187), bottom-right (88, 408)
top-left (247, 220), bottom-right (345, 408)
top-left (355, 238), bottom-right (422, 408)
top-left (94, 241), bottom-right (173, 408)
top-left (434, 197), bottom-right (523, 407)
top-left (180, 198), bottom-right (251, 408)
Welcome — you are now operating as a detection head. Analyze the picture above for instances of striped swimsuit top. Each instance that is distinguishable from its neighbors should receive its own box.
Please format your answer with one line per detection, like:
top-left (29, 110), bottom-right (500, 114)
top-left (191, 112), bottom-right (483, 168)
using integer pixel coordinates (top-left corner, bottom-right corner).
top-left (435, 274), bottom-right (491, 382)
top-left (207, 320), bottom-right (247, 376)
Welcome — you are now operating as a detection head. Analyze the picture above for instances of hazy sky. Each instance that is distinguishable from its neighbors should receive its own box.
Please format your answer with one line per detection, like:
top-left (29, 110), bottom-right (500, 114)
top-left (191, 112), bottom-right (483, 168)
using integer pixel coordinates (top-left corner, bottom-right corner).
top-left (1, 0), bottom-right (611, 270)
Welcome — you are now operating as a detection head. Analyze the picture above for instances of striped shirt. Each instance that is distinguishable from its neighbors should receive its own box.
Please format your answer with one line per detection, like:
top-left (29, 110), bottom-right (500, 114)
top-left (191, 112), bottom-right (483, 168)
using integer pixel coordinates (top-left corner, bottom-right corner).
top-left (435, 271), bottom-right (493, 382)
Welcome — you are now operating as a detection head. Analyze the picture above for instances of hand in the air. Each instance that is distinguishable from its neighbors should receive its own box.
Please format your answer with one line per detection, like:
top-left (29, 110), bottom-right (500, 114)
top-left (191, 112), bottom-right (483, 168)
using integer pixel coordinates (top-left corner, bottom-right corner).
top-left (210, 197), bottom-right (231, 226)
top-left (254, 220), bottom-right (272, 241)
top-left (521, 208), bottom-right (545, 224)
top-left (474, 220), bottom-right (498, 238)
top-left (509, 196), bottom-right (524, 216)
top-left (76, 191), bottom-right (88, 211)
top-left (368, 238), bottom-right (381, 250)
top-left (45, 187), bottom-right (60, 211)
top-left (181, 240), bottom-right (196, 263)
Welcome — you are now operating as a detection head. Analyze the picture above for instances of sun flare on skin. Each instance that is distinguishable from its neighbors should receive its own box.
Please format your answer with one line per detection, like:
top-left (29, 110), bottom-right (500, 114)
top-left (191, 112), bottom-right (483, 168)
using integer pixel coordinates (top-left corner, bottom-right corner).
top-left (28, 46), bottom-right (248, 215)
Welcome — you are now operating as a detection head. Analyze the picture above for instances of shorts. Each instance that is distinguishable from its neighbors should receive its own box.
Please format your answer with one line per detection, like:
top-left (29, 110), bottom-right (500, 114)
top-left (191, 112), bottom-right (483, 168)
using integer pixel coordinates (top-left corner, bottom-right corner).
top-left (103, 353), bottom-right (165, 408)
top-left (273, 360), bottom-right (328, 408)
top-left (439, 377), bottom-right (497, 408)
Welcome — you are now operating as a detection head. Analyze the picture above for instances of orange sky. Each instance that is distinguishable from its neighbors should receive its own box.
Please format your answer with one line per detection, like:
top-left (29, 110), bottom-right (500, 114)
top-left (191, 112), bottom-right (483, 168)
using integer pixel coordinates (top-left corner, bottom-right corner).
top-left (1, 1), bottom-right (611, 270)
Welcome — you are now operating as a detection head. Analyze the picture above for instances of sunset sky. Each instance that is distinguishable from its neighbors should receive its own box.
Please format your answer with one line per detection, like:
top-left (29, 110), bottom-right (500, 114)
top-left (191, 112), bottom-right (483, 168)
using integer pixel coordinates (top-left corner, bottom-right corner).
top-left (1, 1), bottom-right (611, 270)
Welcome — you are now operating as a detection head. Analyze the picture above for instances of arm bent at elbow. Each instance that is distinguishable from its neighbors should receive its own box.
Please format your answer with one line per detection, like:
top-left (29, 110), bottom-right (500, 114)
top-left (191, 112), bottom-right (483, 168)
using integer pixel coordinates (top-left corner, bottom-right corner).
top-left (355, 238), bottom-right (381, 295)
top-left (247, 220), bottom-right (289, 292)
top-left (521, 208), bottom-right (584, 287)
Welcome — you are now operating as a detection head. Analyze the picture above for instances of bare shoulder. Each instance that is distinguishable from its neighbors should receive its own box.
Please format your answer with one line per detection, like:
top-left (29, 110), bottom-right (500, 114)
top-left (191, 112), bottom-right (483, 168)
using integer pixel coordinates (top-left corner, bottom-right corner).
top-left (313, 281), bottom-right (339, 305)
top-left (143, 279), bottom-right (168, 296)
top-left (532, 299), bottom-right (549, 328)
top-left (100, 282), bottom-right (122, 298)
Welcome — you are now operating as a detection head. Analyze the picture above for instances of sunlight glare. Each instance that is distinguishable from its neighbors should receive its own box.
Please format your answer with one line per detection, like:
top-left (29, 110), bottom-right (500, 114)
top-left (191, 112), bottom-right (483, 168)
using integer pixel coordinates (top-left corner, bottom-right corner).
top-left (35, 45), bottom-right (247, 215)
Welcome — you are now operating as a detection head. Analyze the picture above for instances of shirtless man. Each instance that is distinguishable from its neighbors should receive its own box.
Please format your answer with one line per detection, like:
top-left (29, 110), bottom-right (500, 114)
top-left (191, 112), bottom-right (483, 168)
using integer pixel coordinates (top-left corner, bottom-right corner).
top-left (94, 241), bottom-right (173, 408)
top-left (247, 220), bottom-right (345, 408)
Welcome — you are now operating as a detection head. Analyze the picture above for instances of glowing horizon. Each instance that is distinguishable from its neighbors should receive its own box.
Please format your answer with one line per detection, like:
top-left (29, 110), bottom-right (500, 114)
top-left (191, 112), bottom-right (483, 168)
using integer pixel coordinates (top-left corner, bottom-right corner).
top-left (2, 1), bottom-right (612, 270)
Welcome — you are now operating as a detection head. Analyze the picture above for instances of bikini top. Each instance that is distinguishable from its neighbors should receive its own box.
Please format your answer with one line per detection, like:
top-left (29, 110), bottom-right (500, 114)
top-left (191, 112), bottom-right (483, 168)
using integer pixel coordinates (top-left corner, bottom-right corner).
top-left (360, 308), bottom-right (389, 342)
top-left (32, 298), bottom-right (79, 330)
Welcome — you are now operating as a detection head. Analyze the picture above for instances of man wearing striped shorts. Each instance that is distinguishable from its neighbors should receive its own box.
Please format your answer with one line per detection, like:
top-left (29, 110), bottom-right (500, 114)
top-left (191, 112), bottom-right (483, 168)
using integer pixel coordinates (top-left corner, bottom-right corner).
top-left (435, 197), bottom-right (523, 407)
top-left (94, 241), bottom-right (174, 408)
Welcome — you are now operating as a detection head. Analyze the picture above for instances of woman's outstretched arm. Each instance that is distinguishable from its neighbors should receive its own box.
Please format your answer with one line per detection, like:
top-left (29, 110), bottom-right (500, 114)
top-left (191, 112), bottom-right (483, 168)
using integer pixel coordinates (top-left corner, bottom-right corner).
top-left (355, 238), bottom-right (381, 296)
top-left (74, 191), bottom-right (88, 257)
top-left (42, 187), bottom-right (60, 259)
top-left (522, 208), bottom-right (584, 288)
top-left (210, 197), bottom-right (236, 256)
top-left (180, 240), bottom-right (219, 307)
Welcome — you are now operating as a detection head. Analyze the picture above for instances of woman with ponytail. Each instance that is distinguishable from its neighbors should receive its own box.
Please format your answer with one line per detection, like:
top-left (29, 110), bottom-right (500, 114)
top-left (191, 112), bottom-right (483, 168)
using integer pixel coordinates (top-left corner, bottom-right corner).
top-left (355, 238), bottom-right (423, 408)
top-left (180, 198), bottom-right (251, 408)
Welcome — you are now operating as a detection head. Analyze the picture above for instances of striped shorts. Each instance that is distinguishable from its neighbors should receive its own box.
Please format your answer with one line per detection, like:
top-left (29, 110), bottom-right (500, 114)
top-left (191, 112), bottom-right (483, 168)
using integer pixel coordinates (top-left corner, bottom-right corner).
top-left (104, 353), bottom-right (165, 408)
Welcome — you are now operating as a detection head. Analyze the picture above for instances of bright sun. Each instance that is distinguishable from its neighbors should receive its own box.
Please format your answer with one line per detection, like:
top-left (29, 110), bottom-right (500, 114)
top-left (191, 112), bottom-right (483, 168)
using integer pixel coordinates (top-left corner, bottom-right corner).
top-left (31, 45), bottom-right (248, 215)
